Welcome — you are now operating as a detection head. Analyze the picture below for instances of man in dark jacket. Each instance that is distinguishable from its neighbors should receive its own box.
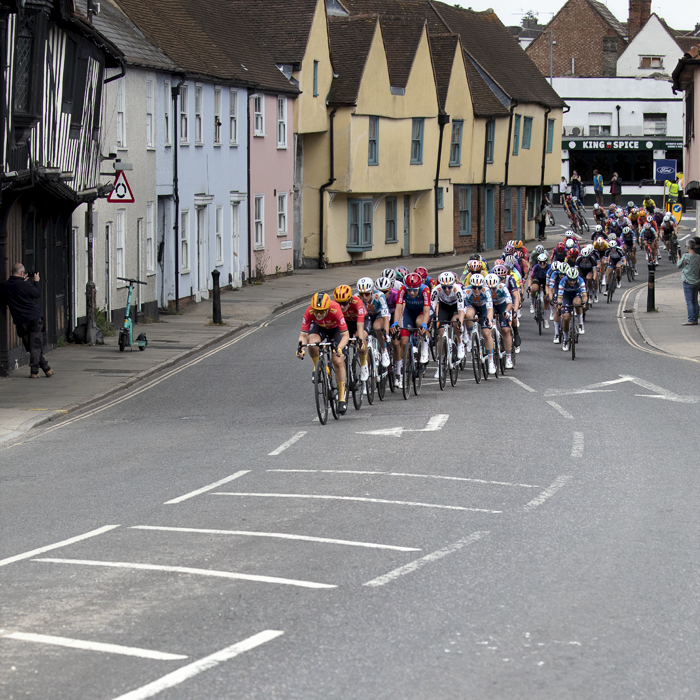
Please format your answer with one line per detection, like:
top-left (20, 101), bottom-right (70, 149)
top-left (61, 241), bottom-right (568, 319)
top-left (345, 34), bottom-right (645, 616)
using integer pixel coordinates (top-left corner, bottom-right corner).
top-left (0, 263), bottom-right (53, 378)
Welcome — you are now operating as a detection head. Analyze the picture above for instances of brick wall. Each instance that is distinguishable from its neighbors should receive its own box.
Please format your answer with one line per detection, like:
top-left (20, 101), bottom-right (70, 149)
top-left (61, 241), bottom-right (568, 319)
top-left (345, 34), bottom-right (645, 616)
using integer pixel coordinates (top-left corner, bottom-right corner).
top-left (452, 184), bottom-right (505, 255)
top-left (526, 0), bottom-right (626, 78)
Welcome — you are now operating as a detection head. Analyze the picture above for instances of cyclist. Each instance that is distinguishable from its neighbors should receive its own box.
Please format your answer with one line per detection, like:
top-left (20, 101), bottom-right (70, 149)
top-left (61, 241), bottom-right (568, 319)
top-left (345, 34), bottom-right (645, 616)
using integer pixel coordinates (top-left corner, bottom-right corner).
top-left (563, 195), bottom-right (579, 231)
top-left (430, 270), bottom-right (466, 378)
top-left (576, 246), bottom-right (598, 301)
top-left (593, 236), bottom-right (609, 285)
top-left (395, 266), bottom-right (409, 284)
top-left (590, 223), bottom-right (604, 242)
top-left (550, 241), bottom-right (568, 264)
top-left (660, 213), bottom-right (677, 256)
top-left (494, 263), bottom-right (522, 353)
top-left (528, 252), bottom-right (551, 328)
top-left (642, 196), bottom-right (656, 215)
top-left (640, 222), bottom-right (658, 263)
top-left (557, 267), bottom-right (588, 350)
top-left (334, 285), bottom-right (369, 385)
top-left (548, 261), bottom-right (567, 343)
top-left (621, 226), bottom-right (637, 273)
top-left (604, 240), bottom-right (625, 290)
top-left (529, 244), bottom-right (546, 267)
top-left (486, 272), bottom-right (515, 368)
top-left (628, 206), bottom-right (640, 233)
top-left (392, 271), bottom-right (431, 388)
top-left (461, 257), bottom-right (487, 286)
top-left (358, 276), bottom-right (391, 368)
top-left (414, 266), bottom-right (437, 290)
top-left (297, 292), bottom-right (350, 413)
top-left (463, 273), bottom-right (496, 375)
top-left (593, 203), bottom-right (607, 227)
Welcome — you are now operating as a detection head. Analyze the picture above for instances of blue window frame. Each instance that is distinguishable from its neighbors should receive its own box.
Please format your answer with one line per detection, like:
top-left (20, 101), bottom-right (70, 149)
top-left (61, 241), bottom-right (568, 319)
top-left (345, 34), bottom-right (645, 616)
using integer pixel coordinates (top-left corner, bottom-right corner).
top-left (504, 187), bottom-right (512, 231)
top-left (522, 116), bottom-right (533, 149)
top-left (368, 116), bottom-right (378, 165)
top-left (437, 187), bottom-right (444, 210)
top-left (459, 186), bottom-right (471, 236)
top-left (546, 119), bottom-right (555, 153)
top-left (449, 120), bottom-right (463, 166)
top-left (410, 118), bottom-right (424, 164)
top-left (385, 196), bottom-right (397, 243)
top-left (486, 120), bottom-right (495, 164)
top-left (313, 60), bottom-right (319, 97)
top-left (348, 199), bottom-right (373, 251)
top-left (512, 114), bottom-right (521, 156)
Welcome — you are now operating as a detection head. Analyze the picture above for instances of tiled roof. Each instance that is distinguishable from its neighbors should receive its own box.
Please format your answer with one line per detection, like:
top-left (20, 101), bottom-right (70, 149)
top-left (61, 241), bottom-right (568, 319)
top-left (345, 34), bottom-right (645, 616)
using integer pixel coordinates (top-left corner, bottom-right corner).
top-left (586, 0), bottom-right (627, 38)
top-left (380, 19), bottom-right (425, 88)
top-left (428, 33), bottom-right (458, 113)
top-left (677, 35), bottom-right (700, 53)
top-left (113, 0), bottom-right (297, 92)
top-left (75, 0), bottom-right (177, 71)
top-left (327, 15), bottom-right (378, 105)
top-left (432, 1), bottom-right (566, 108)
top-left (339, 0), bottom-right (446, 32)
top-left (224, 0), bottom-right (319, 65)
top-left (463, 56), bottom-right (511, 117)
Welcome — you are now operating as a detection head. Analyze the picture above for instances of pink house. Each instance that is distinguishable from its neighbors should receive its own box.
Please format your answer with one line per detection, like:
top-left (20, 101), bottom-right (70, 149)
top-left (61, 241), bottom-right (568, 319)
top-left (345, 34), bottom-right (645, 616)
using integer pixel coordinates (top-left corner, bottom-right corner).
top-left (673, 45), bottom-right (700, 205)
top-left (249, 92), bottom-right (296, 277)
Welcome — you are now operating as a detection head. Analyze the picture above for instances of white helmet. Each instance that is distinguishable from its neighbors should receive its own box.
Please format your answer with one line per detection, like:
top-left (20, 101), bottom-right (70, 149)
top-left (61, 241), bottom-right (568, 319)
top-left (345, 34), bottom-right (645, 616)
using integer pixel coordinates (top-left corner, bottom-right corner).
top-left (374, 276), bottom-right (392, 292)
top-left (565, 238), bottom-right (575, 249)
top-left (566, 267), bottom-right (579, 280)
top-left (438, 271), bottom-right (456, 286)
top-left (551, 261), bottom-right (561, 272)
top-left (581, 247), bottom-right (591, 258)
top-left (504, 255), bottom-right (518, 267)
top-left (381, 268), bottom-right (397, 282)
top-left (485, 273), bottom-right (500, 288)
top-left (609, 240), bottom-right (618, 248)
top-left (357, 277), bottom-right (374, 293)
top-left (534, 244), bottom-right (545, 255)
top-left (595, 224), bottom-right (603, 233)
top-left (646, 215), bottom-right (653, 222)
top-left (593, 203), bottom-right (600, 209)
top-left (470, 273), bottom-right (486, 288)
top-left (663, 213), bottom-right (672, 221)
top-left (537, 252), bottom-right (548, 264)
top-left (565, 230), bottom-right (574, 238)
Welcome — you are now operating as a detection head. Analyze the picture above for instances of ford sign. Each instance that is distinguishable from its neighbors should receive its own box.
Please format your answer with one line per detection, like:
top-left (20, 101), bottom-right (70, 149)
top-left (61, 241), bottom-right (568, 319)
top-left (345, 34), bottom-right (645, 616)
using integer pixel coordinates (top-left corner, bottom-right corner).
top-left (657, 166), bottom-right (675, 175)
top-left (654, 159), bottom-right (677, 181)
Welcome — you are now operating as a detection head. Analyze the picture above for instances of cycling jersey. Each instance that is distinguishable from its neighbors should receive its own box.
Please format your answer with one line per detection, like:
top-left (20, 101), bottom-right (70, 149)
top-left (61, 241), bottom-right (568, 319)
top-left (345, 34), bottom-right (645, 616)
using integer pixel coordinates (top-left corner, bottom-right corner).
top-left (557, 277), bottom-right (587, 298)
top-left (575, 255), bottom-right (595, 274)
top-left (341, 296), bottom-right (367, 323)
top-left (384, 287), bottom-right (400, 314)
top-left (550, 249), bottom-right (567, 263)
top-left (301, 301), bottom-right (349, 332)
top-left (430, 283), bottom-right (465, 311)
top-left (605, 248), bottom-right (625, 263)
top-left (530, 262), bottom-right (551, 283)
top-left (622, 231), bottom-right (636, 246)
top-left (463, 286), bottom-right (493, 308)
top-left (503, 274), bottom-right (519, 296)
top-left (490, 283), bottom-right (513, 306)
top-left (661, 222), bottom-right (676, 237)
top-left (397, 284), bottom-right (431, 312)
top-left (366, 290), bottom-right (390, 318)
top-left (548, 269), bottom-right (565, 290)
top-left (641, 227), bottom-right (656, 242)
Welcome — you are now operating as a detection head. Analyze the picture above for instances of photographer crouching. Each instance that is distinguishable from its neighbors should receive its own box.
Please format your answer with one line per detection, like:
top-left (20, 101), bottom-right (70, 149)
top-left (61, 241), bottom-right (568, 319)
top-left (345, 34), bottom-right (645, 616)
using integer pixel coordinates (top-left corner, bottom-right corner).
top-left (0, 263), bottom-right (54, 378)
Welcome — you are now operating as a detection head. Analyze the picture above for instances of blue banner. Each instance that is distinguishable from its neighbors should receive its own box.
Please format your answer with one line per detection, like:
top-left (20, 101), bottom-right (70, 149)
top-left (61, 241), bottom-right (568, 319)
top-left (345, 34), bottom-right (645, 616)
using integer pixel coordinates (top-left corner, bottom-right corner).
top-left (654, 159), bottom-right (677, 181)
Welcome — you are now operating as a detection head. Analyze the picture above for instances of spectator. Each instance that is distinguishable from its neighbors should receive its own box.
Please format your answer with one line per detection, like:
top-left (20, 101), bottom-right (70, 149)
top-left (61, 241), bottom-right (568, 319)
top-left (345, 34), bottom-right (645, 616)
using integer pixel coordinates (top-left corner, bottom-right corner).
top-left (610, 172), bottom-right (622, 205)
top-left (559, 176), bottom-right (568, 205)
top-left (677, 240), bottom-right (700, 325)
top-left (593, 169), bottom-right (604, 206)
top-left (570, 171), bottom-right (582, 200)
top-left (0, 263), bottom-right (53, 378)
top-left (537, 189), bottom-right (551, 241)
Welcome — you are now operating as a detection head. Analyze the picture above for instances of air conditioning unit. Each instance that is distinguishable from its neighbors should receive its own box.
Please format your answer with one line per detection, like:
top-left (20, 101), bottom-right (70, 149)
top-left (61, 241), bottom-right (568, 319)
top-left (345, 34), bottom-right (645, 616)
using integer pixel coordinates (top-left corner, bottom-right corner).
top-left (563, 126), bottom-right (585, 137)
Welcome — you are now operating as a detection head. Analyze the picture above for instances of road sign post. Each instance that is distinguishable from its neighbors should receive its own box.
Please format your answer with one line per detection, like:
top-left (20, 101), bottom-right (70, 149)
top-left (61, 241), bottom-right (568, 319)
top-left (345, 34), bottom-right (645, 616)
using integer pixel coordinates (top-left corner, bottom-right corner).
top-left (647, 263), bottom-right (656, 312)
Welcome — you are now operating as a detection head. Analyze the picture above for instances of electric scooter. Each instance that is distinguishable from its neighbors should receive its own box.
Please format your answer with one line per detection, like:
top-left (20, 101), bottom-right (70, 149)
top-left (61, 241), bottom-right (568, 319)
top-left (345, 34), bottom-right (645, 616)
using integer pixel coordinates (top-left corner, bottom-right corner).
top-left (116, 277), bottom-right (148, 352)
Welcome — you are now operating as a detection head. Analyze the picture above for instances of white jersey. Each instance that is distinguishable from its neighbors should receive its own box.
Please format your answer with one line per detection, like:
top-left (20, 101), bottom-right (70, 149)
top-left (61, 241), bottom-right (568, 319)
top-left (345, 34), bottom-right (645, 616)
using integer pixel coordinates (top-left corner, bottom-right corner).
top-left (392, 279), bottom-right (403, 292)
top-left (430, 283), bottom-right (465, 311)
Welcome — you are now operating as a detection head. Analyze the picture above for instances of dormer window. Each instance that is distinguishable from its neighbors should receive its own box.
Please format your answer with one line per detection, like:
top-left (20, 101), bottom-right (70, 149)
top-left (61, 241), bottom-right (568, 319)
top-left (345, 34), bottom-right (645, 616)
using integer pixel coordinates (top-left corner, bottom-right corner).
top-left (639, 56), bottom-right (663, 69)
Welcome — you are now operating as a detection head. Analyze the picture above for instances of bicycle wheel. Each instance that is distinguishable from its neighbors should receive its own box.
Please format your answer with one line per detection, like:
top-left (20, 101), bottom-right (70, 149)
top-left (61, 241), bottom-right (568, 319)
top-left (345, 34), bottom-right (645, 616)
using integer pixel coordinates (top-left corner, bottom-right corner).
top-left (471, 334), bottom-right (482, 384)
top-left (490, 328), bottom-right (499, 377)
top-left (412, 356), bottom-right (423, 396)
top-left (626, 259), bottom-right (634, 283)
top-left (437, 336), bottom-right (447, 390)
top-left (449, 339), bottom-right (459, 386)
top-left (547, 210), bottom-right (555, 227)
top-left (351, 354), bottom-right (363, 410)
top-left (366, 351), bottom-right (375, 405)
top-left (402, 342), bottom-right (411, 400)
top-left (314, 359), bottom-right (329, 425)
top-left (329, 363), bottom-right (340, 420)
top-left (607, 275), bottom-right (615, 303)
top-left (579, 213), bottom-right (589, 232)
top-left (429, 323), bottom-right (438, 361)
top-left (536, 297), bottom-right (543, 336)
top-left (499, 333), bottom-right (507, 374)
top-left (570, 325), bottom-right (576, 361)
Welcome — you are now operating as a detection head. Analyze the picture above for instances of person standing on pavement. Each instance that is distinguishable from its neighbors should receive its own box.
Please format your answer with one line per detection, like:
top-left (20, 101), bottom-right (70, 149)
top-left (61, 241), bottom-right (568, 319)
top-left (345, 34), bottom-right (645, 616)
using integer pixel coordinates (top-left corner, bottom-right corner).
top-left (677, 240), bottom-right (700, 326)
top-left (570, 171), bottom-right (582, 201)
top-left (593, 169), bottom-right (604, 206)
top-left (609, 172), bottom-right (622, 205)
top-left (0, 263), bottom-right (54, 378)
top-left (559, 176), bottom-right (568, 205)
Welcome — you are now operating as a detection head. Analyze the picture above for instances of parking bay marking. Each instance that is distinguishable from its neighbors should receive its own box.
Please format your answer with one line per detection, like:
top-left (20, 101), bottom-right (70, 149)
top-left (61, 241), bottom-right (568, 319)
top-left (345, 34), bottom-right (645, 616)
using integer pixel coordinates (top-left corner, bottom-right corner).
top-left (164, 470), bottom-right (250, 504)
top-left (130, 525), bottom-right (420, 552)
top-left (363, 532), bottom-right (489, 587)
top-left (32, 558), bottom-right (336, 589)
top-left (212, 492), bottom-right (501, 513)
top-left (1, 632), bottom-right (187, 661)
top-left (109, 630), bottom-right (284, 700)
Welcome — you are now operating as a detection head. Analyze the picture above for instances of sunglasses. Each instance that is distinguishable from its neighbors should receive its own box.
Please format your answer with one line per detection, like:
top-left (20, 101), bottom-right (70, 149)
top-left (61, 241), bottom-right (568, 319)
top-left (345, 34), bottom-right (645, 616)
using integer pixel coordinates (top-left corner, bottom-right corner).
top-left (442, 284), bottom-right (453, 292)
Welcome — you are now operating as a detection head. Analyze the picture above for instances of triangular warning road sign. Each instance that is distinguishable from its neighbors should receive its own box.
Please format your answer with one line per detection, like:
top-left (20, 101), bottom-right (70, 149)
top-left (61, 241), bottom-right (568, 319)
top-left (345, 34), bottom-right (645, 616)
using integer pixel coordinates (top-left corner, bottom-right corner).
top-left (107, 171), bottom-right (135, 203)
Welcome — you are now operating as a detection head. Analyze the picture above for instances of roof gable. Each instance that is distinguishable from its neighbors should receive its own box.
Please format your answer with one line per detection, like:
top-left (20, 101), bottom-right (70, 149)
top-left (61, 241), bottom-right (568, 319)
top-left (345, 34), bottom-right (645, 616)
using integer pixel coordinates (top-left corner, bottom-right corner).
top-left (428, 33), bottom-right (458, 113)
top-left (586, 0), bottom-right (626, 38)
top-left (380, 19), bottom-right (425, 89)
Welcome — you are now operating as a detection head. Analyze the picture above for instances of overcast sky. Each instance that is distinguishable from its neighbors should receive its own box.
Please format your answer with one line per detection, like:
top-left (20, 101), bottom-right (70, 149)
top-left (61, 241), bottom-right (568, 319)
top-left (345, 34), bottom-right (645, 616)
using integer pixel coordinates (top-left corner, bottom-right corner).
top-left (439, 0), bottom-right (699, 33)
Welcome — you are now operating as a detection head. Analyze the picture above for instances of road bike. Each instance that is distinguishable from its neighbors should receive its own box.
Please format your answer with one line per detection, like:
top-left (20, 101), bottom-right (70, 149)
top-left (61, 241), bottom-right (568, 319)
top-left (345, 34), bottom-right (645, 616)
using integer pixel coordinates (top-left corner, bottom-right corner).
top-left (305, 341), bottom-right (339, 425)
top-left (559, 304), bottom-right (579, 360)
top-left (400, 327), bottom-right (427, 399)
top-left (468, 321), bottom-right (490, 383)
top-left (491, 322), bottom-right (507, 376)
top-left (344, 337), bottom-right (364, 411)
top-left (367, 331), bottom-right (391, 402)
top-left (533, 288), bottom-right (545, 336)
top-left (624, 248), bottom-right (636, 282)
top-left (436, 322), bottom-right (459, 389)
top-left (665, 233), bottom-right (679, 264)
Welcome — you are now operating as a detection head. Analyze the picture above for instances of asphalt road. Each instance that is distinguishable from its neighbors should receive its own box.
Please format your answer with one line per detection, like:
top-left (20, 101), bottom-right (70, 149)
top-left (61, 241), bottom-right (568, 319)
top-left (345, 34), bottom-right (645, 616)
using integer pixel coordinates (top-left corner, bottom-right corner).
top-left (1, 238), bottom-right (699, 699)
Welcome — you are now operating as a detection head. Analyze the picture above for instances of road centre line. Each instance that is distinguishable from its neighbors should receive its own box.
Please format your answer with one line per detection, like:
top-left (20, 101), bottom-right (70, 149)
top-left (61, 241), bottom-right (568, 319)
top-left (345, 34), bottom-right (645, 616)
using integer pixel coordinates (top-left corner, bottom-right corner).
top-left (1, 632), bottom-right (187, 661)
top-left (524, 475), bottom-right (572, 511)
top-left (212, 492), bottom-right (502, 513)
top-left (109, 630), bottom-right (284, 700)
top-left (268, 432), bottom-right (307, 456)
top-left (130, 526), bottom-right (420, 552)
top-left (267, 469), bottom-right (540, 488)
top-left (504, 376), bottom-right (537, 393)
top-left (363, 532), bottom-right (489, 587)
top-left (0, 525), bottom-right (119, 568)
top-left (546, 400), bottom-right (574, 420)
top-left (164, 470), bottom-right (250, 504)
top-left (571, 432), bottom-right (584, 458)
top-left (34, 558), bottom-right (336, 589)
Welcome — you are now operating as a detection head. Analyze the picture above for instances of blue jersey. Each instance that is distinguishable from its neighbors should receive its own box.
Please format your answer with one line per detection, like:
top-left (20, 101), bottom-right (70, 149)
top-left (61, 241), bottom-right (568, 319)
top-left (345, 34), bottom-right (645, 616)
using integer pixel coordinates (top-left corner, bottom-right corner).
top-left (463, 286), bottom-right (493, 309)
top-left (530, 262), bottom-right (550, 282)
top-left (547, 269), bottom-right (565, 289)
top-left (558, 276), bottom-right (587, 297)
top-left (402, 283), bottom-right (431, 314)
top-left (367, 290), bottom-right (390, 318)
top-left (491, 283), bottom-right (513, 306)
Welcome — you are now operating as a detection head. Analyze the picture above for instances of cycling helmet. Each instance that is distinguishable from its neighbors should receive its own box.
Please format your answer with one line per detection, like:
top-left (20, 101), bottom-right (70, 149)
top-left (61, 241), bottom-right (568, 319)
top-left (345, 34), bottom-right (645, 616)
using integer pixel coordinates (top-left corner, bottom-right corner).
top-left (646, 215), bottom-right (653, 222)
top-left (566, 267), bottom-right (578, 280)
top-left (470, 273), bottom-right (486, 288)
top-left (492, 264), bottom-right (508, 276)
top-left (310, 292), bottom-right (331, 311)
top-left (470, 253), bottom-right (484, 261)
top-left (503, 244), bottom-right (515, 255)
top-left (506, 239), bottom-right (516, 248)
top-left (565, 238), bottom-right (576, 249)
top-left (395, 265), bottom-right (409, 281)
top-left (622, 226), bottom-right (630, 235)
top-left (381, 268), bottom-right (397, 282)
top-left (414, 267), bottom-right (428, 282)
top-left (560, 262), bottom-right (571, 274)
top-left (663, 213), bottom-right (672, 221)
top-left (593, 203), bottom-right (600, 210)
top-left (556, 242), bottom-right (566, 253)
top-left (628, 201), bottom-right (635, 207)
top-left (494, 258), bottom-right (505, 266)
top-left (467, 259), bottom-right (483, 273)
top-left (334, 284), bottom-right (353, 304)
top-left (514, 240), bottom-right (524, 250)
top-left (485, 273), bottom-right (500, 288)
top-left (551, 261), bottom-right (561, 272)
top-left (632, 207), bottom-right (638, 213)
top-left (608, 240), bottom-right (617, 248)
top-left (404, 272), bottom-right (422, 289)
top-left (537, 252), bottom-right (548, 264)
top-left (608, 232), bottom-right (617, 241)
top-left (594, 224), bottom-right (603, 233)
top-left (534, 244), bottom-right (545, 255)
top-left (580, 247), bottom-right (590, 258)
top-left (357, 277), bottom-right (374, 293)
top-left (608, 203), bottom-right (616, 210)
top-left (504, 255), bottom-right (518, 267)
top-left (565, 230), bottom-right (574, 238)
top-left (438, 271), bottom-right (456, 286)
top-left (643, 222), bottom-right (651, 230)
top-left (375, 276), bottom-right (392, 293)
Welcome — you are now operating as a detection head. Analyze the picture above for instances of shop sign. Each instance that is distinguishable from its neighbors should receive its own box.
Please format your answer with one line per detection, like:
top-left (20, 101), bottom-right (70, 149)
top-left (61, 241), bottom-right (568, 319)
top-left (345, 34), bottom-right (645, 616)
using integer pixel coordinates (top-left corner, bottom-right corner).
top-left (562, 139), bottom-right (683, 151)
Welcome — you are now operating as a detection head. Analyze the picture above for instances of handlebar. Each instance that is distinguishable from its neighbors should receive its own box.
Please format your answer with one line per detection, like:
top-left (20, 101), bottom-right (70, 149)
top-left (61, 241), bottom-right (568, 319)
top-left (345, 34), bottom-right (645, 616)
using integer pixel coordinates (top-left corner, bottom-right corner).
top-left (117, 277), bottom-right (147, 285)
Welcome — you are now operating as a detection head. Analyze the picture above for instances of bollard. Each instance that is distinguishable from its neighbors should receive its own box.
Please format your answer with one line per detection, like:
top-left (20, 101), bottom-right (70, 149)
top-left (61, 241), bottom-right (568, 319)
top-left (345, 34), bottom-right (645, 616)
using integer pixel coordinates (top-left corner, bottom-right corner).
top-left (211, 269), bottom-right (222, 324)
top-left (646, 262), bottom-right (656, 312)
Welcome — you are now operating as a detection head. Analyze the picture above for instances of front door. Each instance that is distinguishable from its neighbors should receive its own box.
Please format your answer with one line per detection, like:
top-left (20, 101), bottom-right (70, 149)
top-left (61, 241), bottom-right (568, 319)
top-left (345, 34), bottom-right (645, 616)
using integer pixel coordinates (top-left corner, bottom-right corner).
top-left (403, 195), bottom-right (410, 256)
top-left (231, 202), bottom-right (240, 287)
top-left (196, 206), bottom-right (207, 300)
top-left (484, 187), bottom-right (495, 250)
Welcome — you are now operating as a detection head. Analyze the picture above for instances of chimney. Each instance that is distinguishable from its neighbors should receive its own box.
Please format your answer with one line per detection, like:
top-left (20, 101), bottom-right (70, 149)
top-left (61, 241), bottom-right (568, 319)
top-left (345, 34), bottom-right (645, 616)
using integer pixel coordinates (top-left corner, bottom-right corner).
top-left (628, 0), bottom-right (651, 42)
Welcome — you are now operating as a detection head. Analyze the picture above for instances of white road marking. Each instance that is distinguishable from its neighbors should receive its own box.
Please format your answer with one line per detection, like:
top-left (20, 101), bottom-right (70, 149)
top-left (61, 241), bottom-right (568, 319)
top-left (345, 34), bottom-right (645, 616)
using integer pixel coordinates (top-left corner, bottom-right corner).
top-left (571, 432), bottom-right (584, 458)
top-left (164, 470), bottom-right (250, 504)
top-left (0, 525), bottom-right (119, 568)
top-left (109, 630), bottom-right (284, 700)
top-left (1, 632), bottom-right (187, 661)
top-left (130, 525), bottom-right (420, 552)
top-left (524, 475), bottom-right (572, 511)
top-left (363, 532), bottom-right (489, 587)
top-left (268, 432), bottom-right (307, 456)
top-left (358, 414), bottom-right (449, 437)
top-left (504, 376), bottom-right (537, 393)
top-left (546, 400), bottom-right (574, 420)
top-left (268, 469), bottom-right (540, 488)
top-left (212, 492), bottom-right (501, 513)
top-left (33, 558), bottom-right (336, 589)
top-left (546, 375), bottom-right (698, 402)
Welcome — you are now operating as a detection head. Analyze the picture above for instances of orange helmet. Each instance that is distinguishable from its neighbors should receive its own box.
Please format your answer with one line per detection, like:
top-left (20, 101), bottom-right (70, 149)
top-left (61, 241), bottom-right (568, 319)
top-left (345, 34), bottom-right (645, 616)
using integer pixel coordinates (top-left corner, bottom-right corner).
top-left (514, 240), bottom-right (524, 250)
top-left (310, 292), bottom-right (331, 311)
top-left (333, 285), bottom-right (352, 304)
